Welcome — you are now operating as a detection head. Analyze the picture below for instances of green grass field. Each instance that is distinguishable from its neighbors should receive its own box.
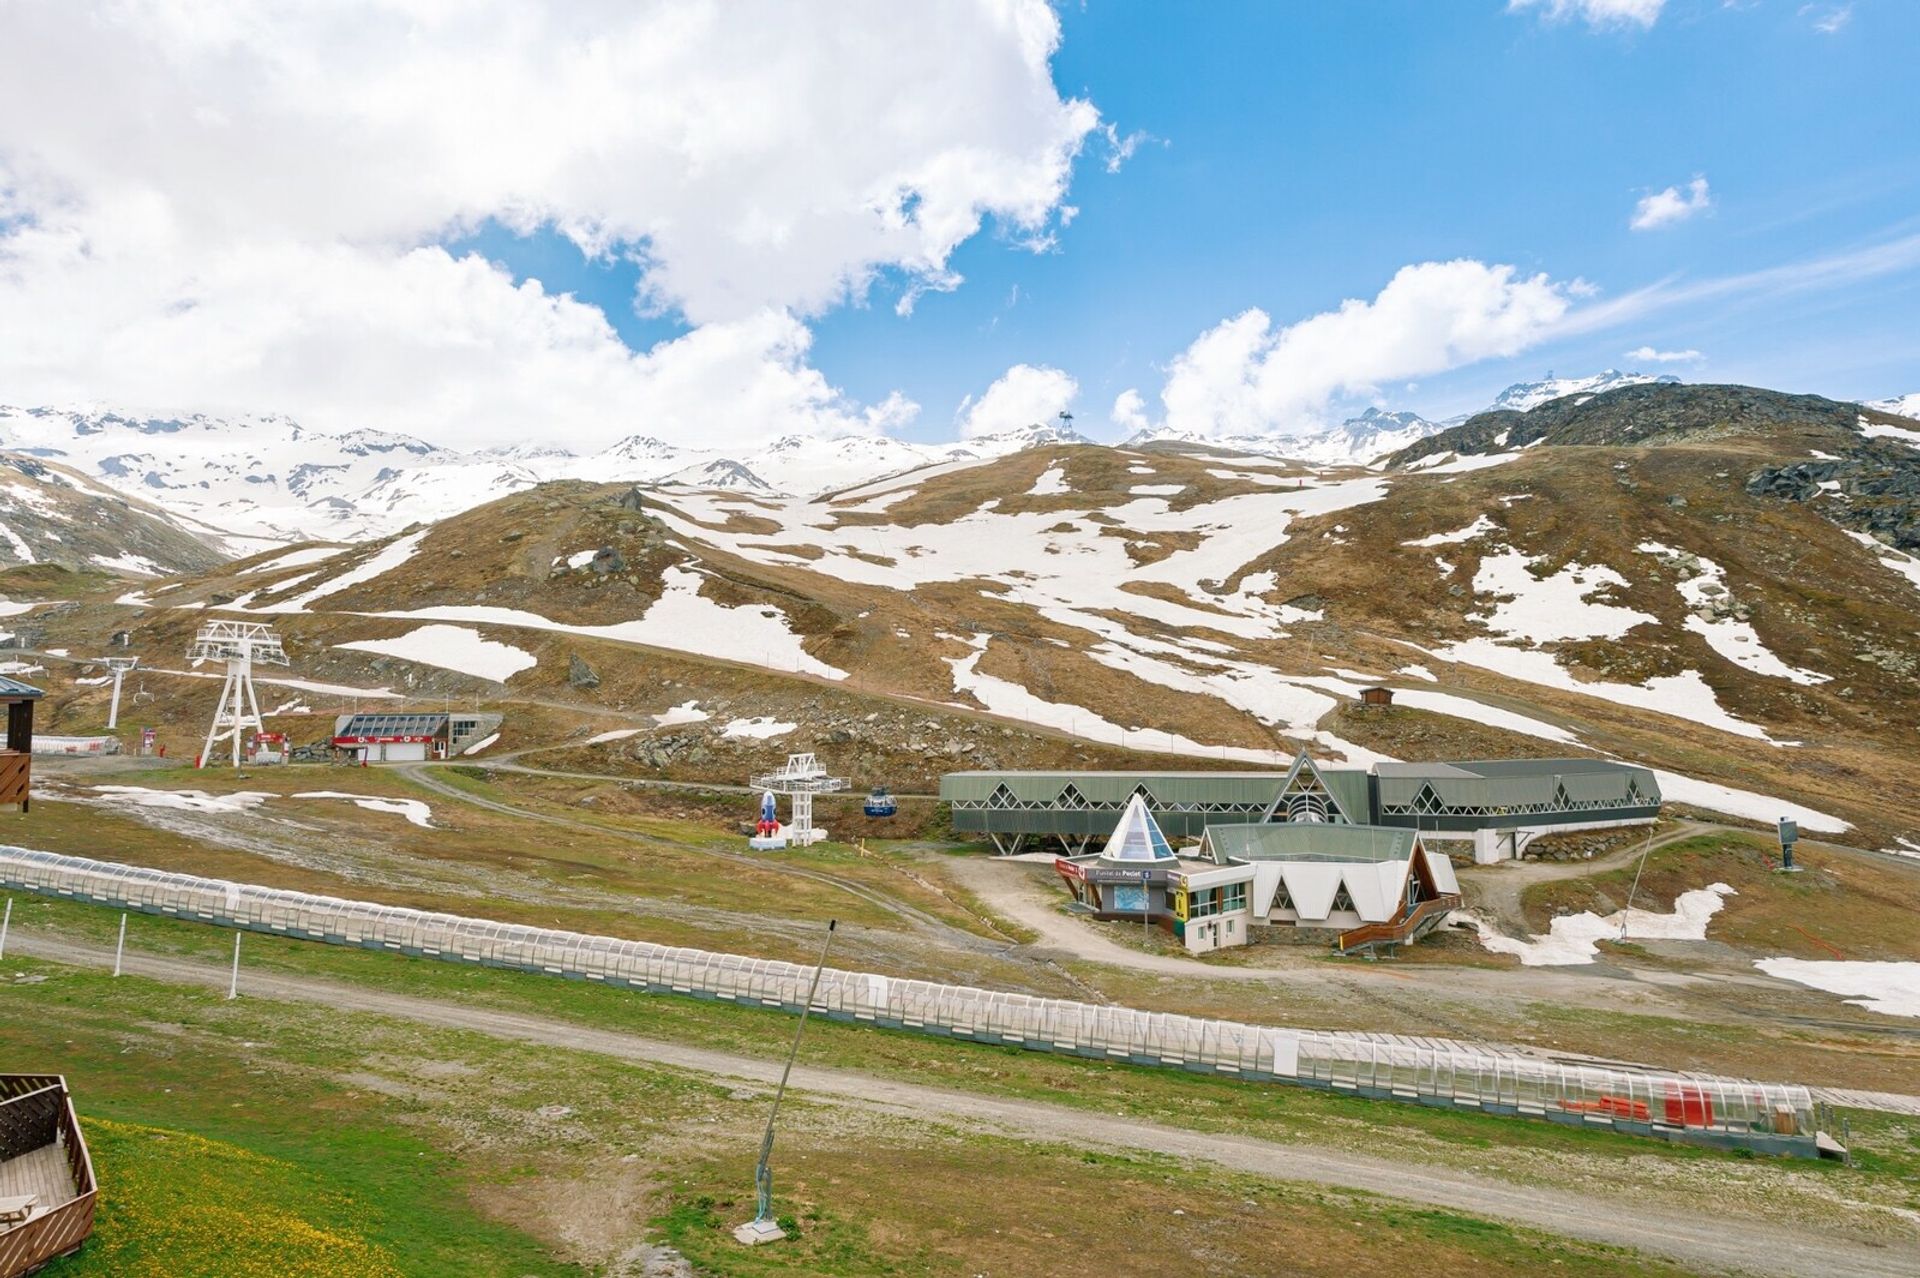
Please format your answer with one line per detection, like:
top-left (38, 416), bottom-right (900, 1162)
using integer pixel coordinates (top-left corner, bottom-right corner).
top-left (6, 954), bottom-right (1727, 1278)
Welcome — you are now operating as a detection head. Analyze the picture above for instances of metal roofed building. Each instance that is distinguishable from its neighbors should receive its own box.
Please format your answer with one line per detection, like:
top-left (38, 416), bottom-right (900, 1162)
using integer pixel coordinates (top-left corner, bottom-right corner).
top-left (942, 770), bottom-right (1306, 855)
top-left (944, 751), bottom-right (1660, 863)
top-left (332, 712), bottom-right (451, 763)
top-left (1371, 757), bottom-right (1660, 862)
top-left (1196, 821), bottom-right (1463, 952)
top-left (1054, 804), bottom-right (1463, 955)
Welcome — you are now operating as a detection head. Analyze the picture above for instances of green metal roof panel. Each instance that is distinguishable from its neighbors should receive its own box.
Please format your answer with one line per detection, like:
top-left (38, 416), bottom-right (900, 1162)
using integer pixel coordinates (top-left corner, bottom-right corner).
top-left (1321, 771), bottom-right (1372, 823)
top-left (940, 771), bottom-right (1285, 807)
top-left (1561, 772), bottom-right (1628, 802)
top-left (1205, 822), bottom-right (1416, 865)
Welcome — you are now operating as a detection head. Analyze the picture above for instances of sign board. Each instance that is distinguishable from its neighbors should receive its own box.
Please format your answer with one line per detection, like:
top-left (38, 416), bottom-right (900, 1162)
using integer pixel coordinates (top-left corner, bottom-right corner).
top-left (1085, 864), bottom-right (1167, 885)
top-left (1777, 818), bottom-right (1798, 846)
top-left (1109, 884), bottom-right (1147, 913)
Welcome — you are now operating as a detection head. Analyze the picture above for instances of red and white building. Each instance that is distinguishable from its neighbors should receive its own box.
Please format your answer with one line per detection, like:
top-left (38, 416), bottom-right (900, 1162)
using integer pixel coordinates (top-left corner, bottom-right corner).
top-left (331, 712), bottom-right (451, 763)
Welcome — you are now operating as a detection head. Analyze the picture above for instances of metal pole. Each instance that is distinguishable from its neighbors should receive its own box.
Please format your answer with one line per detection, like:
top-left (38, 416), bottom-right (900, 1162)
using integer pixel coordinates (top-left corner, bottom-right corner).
top-left (228, 932), bottom-right (242, 999)
top-left (752, 919), bottom-right (837, 1230)
top-left (1619, 822), bottom-right (1657, 941)
top-left (0, 897), bottom-right (10, 960)
top-left (113, 912), bottom-right (127, 976)
top-left (1141, 870), bottom-right (1150, 941)
top-left (108, 669), bottom-right (125, 730)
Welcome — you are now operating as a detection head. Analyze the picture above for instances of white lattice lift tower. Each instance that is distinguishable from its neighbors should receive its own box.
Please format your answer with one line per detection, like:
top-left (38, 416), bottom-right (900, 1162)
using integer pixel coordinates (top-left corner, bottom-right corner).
top-left (189, 621), bottom-right (289, 769)
top-left (101, 656), bottom-right (139, 730)
top-left (748, 752), bottom-right (848, 848)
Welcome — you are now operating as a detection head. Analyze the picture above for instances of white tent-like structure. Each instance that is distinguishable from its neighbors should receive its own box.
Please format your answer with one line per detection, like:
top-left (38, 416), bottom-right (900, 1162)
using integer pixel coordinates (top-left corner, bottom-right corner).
top-left (1197, 823), bottom-right (1460, 931)
top-left (1099, 793), bottom-right (1177, 864)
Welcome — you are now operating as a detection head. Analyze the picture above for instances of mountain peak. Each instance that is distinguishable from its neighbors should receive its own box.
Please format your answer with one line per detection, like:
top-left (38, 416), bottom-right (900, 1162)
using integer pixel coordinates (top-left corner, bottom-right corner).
top-left (1489, 370), bottom-right (1682, 415)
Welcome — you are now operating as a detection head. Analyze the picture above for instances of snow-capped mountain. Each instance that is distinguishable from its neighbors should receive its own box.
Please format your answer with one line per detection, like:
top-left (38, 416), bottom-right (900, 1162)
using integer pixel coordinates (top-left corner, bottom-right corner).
top-left (0, 406), bottom-right (461, 546)
top-left (1485, 369), bottom-right (1681, 415)
top-left (960, 421), bottom-right (1097, 453)
top-left (1280, 409), bottom-right (1441, 466)
top-left (1122, 409), bottom-right (1439, 466)
top-left (667, 459), bottom-right (777, 492)
top-left (1868, 393), bottom-right (1920, 421)
top-left (0, 404), bottom-right (1112, 547)
top-left (0, 372), bottom-right (1710, 552)
top-left (0, 451), bottom-right (229, 575)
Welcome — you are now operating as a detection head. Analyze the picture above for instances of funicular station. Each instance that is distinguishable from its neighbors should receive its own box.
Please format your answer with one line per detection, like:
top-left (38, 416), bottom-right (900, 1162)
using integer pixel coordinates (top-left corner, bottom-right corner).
top-left (944, 752), bottom-right (1660, 954)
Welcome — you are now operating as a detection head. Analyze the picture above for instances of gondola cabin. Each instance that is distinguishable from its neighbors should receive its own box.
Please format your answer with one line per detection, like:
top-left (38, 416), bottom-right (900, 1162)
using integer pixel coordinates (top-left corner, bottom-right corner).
top-left (863, 785), bottom-right (897, 818)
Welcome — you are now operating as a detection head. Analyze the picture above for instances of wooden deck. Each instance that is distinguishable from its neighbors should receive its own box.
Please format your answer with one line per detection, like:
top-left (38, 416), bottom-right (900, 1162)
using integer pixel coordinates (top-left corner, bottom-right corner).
top-left (0, 1077), bottom-right (95, 1277)
top-left (0, 1145), bottom-right (76, 1217)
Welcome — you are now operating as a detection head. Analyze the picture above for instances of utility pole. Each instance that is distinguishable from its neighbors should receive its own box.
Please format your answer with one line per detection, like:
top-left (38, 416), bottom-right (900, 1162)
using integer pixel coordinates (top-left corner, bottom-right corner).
top-left (1619, 823), bottom-right (1657, 941)
top-left (104, 656), bottom-right (139, 730)
top-left (736, 919), bottom-right (837, 1246)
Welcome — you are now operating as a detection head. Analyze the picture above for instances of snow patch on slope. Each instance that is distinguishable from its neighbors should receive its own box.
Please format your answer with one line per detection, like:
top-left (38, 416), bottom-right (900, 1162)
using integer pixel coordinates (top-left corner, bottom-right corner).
top-left (337, 624), bottom-right (538, 683)
top-left (1756, 959), bottom-right (1920, 1018)
top-left (1466, 884), bottom-right (1735, 966)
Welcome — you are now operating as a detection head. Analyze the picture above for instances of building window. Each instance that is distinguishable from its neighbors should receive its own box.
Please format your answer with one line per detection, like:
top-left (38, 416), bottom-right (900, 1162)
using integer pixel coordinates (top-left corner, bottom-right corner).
top-left (1190, 887), bottom-right (1220, 918)
top-left (1223, 881), bottom-right (1247, 912)
top-left (1331, 886), bottom-right (1356, 913)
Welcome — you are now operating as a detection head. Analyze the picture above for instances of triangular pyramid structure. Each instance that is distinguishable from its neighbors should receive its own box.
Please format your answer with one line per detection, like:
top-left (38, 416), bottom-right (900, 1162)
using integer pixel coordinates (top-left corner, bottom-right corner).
top-left (1261, 750), bottom-right (1355, 824)
top-left (1101, 793), bottom-right (1176, 862)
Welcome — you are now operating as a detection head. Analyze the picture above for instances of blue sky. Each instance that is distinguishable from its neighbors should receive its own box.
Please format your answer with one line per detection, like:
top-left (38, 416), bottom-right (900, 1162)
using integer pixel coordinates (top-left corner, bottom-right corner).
top-left (452, 0), bottom-right (1920, 439)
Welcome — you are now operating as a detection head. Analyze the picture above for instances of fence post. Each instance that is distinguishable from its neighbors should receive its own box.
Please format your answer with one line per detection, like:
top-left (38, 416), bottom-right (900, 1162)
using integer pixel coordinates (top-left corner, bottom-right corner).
top-left (0, 897), bottom-right (10, 960)
top-left (113, 912), bottom-right (127, 977)
top-left (228, 931), bottom-right (242, 999)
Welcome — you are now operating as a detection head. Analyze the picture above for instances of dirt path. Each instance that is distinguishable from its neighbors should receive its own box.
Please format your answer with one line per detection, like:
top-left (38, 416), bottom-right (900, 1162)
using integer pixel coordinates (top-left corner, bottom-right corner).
top-left (943, 854), bottom-right (1641, 1004)
top-left (1462, 819), bottom-right (1717, 935)
top-left (936, 849), bottom-right (1920, 1056)
top-left (14, 929), bottom-right (1914, 1278)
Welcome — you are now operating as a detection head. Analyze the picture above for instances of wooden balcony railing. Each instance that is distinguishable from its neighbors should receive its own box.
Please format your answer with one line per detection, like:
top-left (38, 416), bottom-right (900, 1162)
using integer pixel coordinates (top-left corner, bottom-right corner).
top-left (0, 752), bottom-right (27, 812)
top-left (0, 1075), bottom-right (96, 1278)
top-left (1337, 894), bottom-right (1462, 954)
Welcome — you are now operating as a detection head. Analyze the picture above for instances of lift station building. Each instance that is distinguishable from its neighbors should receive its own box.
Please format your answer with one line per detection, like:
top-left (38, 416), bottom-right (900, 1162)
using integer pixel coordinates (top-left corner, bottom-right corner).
top-left (943, 752), bottom-right (1660, 865)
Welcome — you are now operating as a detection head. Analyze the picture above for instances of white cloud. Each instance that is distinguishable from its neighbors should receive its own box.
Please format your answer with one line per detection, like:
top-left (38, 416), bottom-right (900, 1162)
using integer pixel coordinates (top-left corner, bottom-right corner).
top-left (958, 364), bottom-right (1078, 438)
top-left (1111, 388), bottom-right (1152, 435)
top-left (1150, 260), bottom-right (1573, 437)
top-left (0, 0), bottom-right (1097, 448)
top-left (1509, 0), bottom-right (1666, 30)
top-left (1099, 123), bottom-right (1156, 174)
top-left (1801, 4), bottom-right (1852, 34)
top-left (1631, 177), bottom-right (1713, 231)
top-left (1624, 345), bottom-right (1704, 363)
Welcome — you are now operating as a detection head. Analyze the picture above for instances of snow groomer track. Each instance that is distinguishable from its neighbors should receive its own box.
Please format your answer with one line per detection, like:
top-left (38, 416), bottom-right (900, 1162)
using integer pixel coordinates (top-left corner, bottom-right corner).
top-left (1, 847), bottom-right (1834, 1157)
